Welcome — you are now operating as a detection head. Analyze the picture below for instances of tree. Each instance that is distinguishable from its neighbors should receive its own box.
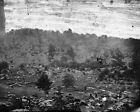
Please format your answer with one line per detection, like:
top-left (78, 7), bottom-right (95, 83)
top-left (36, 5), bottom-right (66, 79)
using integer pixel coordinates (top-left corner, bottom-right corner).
top-left (25, 0), bottom-right (30, 15)
top-left (131, 41), bottom-right (140, 71)
top-left (66, 47), bottom-right (75, 61)
top-left (62, 73), bottom-right (75, 89)
top-left (115, 48), bottom-right (124, 59)
top-left (0, 0), bottom-right (5, 35)
top-left (131, 39), bottom-right (140, 109)
top-left (48, 44), bottom-right (56, 62)
top-left (109, 48), bottom-right (124, 67)
top-left (36, 73), bottom-right (52, 94)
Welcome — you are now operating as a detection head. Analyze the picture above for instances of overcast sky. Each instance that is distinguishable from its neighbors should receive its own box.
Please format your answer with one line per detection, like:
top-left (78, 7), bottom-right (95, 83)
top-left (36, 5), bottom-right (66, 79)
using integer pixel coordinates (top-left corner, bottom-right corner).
top-left (3, 0), bottom-right (140, 39)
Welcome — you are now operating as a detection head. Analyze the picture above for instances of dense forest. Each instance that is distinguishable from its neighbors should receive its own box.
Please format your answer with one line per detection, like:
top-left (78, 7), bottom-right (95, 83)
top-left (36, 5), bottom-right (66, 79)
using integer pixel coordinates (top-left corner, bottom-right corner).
top-left (0, 28), bottom-right (136, 66)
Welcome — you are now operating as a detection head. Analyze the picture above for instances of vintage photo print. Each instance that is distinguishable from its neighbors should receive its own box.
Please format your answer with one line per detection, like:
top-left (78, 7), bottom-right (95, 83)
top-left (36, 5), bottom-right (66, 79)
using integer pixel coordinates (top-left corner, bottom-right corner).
top-left (0, 0), bottom-right (140, 112)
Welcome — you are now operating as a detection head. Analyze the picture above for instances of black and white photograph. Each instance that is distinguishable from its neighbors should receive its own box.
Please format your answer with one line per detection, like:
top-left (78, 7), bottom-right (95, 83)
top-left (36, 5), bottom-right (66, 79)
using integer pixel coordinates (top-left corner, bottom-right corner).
top-left (0, 0), bottom-right (140, 112)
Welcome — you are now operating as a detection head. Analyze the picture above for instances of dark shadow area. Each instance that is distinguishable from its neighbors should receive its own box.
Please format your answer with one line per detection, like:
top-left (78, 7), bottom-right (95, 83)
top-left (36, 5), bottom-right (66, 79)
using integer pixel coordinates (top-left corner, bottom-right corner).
top-left (129, 39), bottom-right (140, 110)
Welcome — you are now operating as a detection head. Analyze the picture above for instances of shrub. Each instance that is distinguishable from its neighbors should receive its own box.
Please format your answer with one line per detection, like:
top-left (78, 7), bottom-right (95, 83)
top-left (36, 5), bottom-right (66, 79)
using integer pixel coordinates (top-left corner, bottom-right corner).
top-left (0, 61), bottom-right (9, 73)
top-left (98, 68), bottom-right (109, 81)
top-left (62, 73), bottom-right (75, 89)
top-left (36, 73), bottom-right (52, 94)
top-left (19, 63), bottom-right (26, 71)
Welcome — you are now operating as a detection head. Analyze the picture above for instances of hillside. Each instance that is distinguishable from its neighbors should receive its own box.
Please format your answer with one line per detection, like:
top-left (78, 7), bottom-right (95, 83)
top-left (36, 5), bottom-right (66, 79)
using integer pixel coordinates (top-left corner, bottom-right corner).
top-left (0, 29), bottom-right (140, 112)
top-left (0, 28), bottom-right (138, 66)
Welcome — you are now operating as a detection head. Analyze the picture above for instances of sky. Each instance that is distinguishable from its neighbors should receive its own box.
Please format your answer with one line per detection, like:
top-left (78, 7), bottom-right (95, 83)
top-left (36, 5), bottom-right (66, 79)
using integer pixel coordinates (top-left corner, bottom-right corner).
top-left (3, 0), bottom-right (140, 39)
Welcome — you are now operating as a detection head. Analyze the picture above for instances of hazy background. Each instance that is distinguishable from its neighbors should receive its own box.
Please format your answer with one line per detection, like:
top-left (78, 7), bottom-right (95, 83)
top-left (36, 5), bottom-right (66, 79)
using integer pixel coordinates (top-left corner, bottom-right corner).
top-left (2, 0), bottom-right (140, 39)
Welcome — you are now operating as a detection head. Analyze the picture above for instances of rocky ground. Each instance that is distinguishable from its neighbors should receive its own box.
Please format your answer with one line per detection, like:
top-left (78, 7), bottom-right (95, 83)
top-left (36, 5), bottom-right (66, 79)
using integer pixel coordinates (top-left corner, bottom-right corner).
top-left (0, 61), bottom-right (139, 112)
top-left (0, 0), bottom-right (140, 111)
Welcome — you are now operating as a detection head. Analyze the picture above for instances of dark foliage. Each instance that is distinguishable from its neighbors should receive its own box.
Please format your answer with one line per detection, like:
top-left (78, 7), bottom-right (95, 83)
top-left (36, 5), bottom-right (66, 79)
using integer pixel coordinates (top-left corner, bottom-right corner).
top-left (36, 73), bottom-right (52, 94)
top-left (62, 73), bottom-right (75, 89)
top-left (66, 47), bottom-right (76, 61)
top-left (98, 68), bottom-right (109, 81)
top-left (19, 63), bottom-right (26, 71)
top-left (48, 44), bottom-right (56, 62)
top-left (0, 61), bottom-right (9, 73)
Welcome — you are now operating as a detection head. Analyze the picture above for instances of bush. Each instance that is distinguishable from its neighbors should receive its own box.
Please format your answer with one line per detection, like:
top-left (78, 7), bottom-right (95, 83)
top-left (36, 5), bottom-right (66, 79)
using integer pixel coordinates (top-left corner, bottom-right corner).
top-left (0, 61), bottom-right (9, 73)
top-left (19, 63), bottom-right (26, 71)
top-left (98, 68), bottom-right (109, 81)
top-left (36, 73), bottom-right (52, 94)
top-left (62, 73), bottom-right (75, 89)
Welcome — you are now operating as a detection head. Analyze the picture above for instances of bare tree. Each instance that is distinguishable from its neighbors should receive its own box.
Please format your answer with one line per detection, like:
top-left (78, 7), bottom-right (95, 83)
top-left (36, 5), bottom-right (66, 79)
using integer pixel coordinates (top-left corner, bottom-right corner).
top-left (25, 0), bottom-right (30, 15)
